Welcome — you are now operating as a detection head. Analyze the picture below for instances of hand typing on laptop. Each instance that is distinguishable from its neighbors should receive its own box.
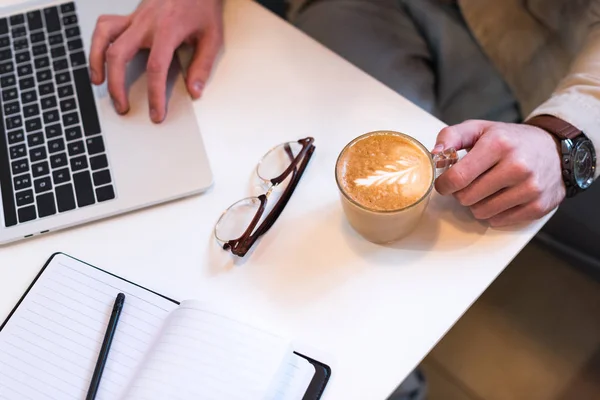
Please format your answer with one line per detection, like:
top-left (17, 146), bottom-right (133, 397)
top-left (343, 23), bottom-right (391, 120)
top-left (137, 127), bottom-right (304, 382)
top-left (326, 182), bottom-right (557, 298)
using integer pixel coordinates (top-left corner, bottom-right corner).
top-left (88, 0), bottom-right (224, 123)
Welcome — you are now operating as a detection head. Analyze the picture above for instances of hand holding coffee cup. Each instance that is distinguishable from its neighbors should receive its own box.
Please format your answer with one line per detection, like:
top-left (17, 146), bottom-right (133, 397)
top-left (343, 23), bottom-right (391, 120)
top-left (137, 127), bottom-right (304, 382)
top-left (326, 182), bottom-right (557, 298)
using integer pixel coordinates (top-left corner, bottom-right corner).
top-left (335, 131), bottom-right (458, 243)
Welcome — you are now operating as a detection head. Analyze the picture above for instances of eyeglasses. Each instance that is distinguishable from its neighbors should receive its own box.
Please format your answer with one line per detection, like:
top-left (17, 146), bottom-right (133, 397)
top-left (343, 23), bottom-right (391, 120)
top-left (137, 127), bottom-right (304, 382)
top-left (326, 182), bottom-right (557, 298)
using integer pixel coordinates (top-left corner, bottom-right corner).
top-left (214, 137), bottom-right (316, 257)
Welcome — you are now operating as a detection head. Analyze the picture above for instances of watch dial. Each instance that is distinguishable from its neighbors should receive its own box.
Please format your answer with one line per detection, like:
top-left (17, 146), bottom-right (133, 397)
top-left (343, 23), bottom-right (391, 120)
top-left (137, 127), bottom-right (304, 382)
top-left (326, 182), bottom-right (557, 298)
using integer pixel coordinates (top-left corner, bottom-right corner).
top-left (574, 142), bottom-right (595, 189)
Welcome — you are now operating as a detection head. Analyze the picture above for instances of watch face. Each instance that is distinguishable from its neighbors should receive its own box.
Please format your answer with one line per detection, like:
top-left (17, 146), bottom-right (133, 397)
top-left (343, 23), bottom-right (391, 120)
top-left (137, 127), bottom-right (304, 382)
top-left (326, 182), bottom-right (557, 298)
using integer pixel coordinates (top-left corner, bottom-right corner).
top-left (573, 142), bottom-right (595, 189)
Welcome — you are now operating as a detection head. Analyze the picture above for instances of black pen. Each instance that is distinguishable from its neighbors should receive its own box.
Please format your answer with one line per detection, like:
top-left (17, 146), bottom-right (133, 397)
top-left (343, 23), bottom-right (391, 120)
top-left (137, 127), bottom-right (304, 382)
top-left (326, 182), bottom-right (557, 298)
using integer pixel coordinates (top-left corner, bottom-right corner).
top-left (86, 292), bottom-right (125, 400)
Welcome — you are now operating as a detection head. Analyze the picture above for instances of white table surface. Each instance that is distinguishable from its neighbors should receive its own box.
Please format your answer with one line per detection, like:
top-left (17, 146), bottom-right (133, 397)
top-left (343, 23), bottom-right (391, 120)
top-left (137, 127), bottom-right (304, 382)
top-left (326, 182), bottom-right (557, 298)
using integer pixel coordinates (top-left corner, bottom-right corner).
top-left (0, 0), bottom-right (552, 399)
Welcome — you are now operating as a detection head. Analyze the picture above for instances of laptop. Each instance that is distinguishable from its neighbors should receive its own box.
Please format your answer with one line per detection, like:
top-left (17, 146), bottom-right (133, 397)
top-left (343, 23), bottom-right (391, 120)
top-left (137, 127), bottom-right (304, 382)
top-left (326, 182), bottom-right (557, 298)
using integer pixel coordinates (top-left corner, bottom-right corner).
top-left (0, 0), bottom-right (214, 245)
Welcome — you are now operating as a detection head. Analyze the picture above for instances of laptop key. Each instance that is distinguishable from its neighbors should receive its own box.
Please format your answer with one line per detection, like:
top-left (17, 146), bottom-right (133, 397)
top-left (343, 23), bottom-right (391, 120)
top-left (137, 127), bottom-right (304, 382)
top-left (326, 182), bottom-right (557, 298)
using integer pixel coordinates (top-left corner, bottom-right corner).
top-left (7, 130), bottom-right (24, 144)
top-left (90, 154), bottom-right (108, 171)
top-left (13, 38), bottom-right (28, 51)
top-left (65, 126), bottom-right (82, 141)
top-left (0, 19), bottom-right (7, 35)
top-left (51, 46), bottom-right (66, 59)
top-left (39, 82), bottom-right (54, 97)
top-left (9, 143), bottom-right (26, 159)
top-left (0, 36), bottom-right (9, 48)
top-left (60, 3), bottom-right (76, 14)
top-left (70, 155), bottom-right (88, 171)
top-left (32, 161), bottom-right (49, 178)
top-left (13, 173), bottom-right (31, 190)
top-left (36, 192), bottom-right (56, 217)
top-left (60, 98), bottom-right (76, 112)
top-left (68, 141), bottom-right (84, 156)
top-left (50, 153), bottom-right (67, 169)
top-left (65, 26), bottom-right (80, 38)
top-left (18, 205), bottom-right (36, 223)
top-left (23, 104), bottom-right (39, 118)
top-left (73, 69), bottom-right (101, 135)
top-left (17, 63), bottom-right (32, 77)
top-left (43, 7), bottom-right (61, 33)
top-left (62, 14), bottom-right (77, 26)
top-left (48, 33), bottom-right (63, 46)
top-left (70, 51), bottom-right (86, 68)
top-left (52, 167), bottom-right (70, 184)
top-left (43, 110), bottom-right (59, 124)
top-left (11, 159), bottom-right (28, 175)
top-left (63, 112), bottom-right (79, 127)
top-left (48, 138), bottom-right (65, 153)
top-left (2, 88), bottom-right (17, 102)
top-left (21, 90), bottom-right (37, 104)
top-left (0, 62), bottom-right (14, 74)
top-left (15, 51), bottom-right (30, 64)
top-left (9, 14), bottom-right (24, 26)
top-left (34, 56), bottom-right (49, 69)
top-left (58, 84), bottom-right (73, 98)
top-left (96, 185), bottom-right (115, 203)
top-left (0, 48), bottom-right (11, 61)
top-left (29, 10), bottom-right (44, 29)
top-left (19, 77), bottom-right (34, 91)
top-left (45, 124), bottom-right (62, 139)
top-left (73, 171), bottom-right (94, 207)
top-left (34, 176), bottom-right (52, 194)
top-left (41, 96), bottom-right (57, 110)
top-left (4, 101), bottom-right (19, 115)
top-left (36, 69), bottom-right (52, 82)
top-left (92, 170), bottom-right (111, 186)
top-left (32, 44), bottom-right (48, 57)
top-left (0, 74), bottom-right (15, 88)
top-left (27, 132), bottom-right (44, 147)
top-left (56, 71), bottom-right (70, 85)
top-left (6, 115), bottom-right (22, 130)
top-left (67, 39), bottom-right (83, 52)
top-left (53, 58), bottom-right (68, 71)
top-left (56, 183), bottom-right (76, 212)
top-left (11, 26), bottom-right (27, 39)
top-left (31, 31), bottom-right (45, 43)
top-left (86, 136), bottom-right (105, 155)
top-left (29, 146), bottom-right (47, 162)
top-left (25, 117), bottom-right (42, 132)
top-left (16, 189), bottom-right (34, 206)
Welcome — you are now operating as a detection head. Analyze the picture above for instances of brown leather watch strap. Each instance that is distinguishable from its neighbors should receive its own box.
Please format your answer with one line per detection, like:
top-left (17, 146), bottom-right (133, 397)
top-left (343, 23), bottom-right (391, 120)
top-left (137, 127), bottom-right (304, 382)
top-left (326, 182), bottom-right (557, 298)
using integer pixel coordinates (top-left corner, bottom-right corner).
top-left (525, 115), bottom-right (583, 140)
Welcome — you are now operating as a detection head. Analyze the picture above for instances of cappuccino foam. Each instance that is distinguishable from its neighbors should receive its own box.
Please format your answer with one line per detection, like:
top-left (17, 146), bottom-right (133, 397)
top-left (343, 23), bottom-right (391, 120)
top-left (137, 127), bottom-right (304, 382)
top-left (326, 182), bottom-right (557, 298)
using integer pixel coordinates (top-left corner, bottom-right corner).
top-left (337, 132), bottom-right (433, 211)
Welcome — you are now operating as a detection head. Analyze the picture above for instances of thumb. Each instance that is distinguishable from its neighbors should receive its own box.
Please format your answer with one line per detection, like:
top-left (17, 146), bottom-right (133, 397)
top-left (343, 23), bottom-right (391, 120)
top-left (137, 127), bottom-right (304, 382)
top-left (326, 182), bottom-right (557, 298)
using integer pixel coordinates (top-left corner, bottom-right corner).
top-left (433, 120), bottom-right (495, 153)
top-left (186, 31), bottom-right (223, 99)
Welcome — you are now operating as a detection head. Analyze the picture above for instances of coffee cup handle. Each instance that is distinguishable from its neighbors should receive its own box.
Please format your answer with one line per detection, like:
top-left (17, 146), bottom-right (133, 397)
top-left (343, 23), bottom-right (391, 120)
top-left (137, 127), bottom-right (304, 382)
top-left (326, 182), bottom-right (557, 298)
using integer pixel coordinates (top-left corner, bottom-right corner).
top-left (432, 147), bottom-right (459, 179)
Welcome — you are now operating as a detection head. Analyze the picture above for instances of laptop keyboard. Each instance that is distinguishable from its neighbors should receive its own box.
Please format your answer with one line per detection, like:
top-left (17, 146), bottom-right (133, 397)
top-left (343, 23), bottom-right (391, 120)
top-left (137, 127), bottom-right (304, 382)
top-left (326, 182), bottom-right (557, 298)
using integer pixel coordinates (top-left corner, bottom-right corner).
top-left (0, 2), bottom-right (116, 228)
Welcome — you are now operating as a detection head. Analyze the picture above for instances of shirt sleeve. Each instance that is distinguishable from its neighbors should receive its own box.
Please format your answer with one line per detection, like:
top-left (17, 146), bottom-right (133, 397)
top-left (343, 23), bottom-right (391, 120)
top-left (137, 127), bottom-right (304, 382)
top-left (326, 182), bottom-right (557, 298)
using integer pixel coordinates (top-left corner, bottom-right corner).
top-left (528, 3), bottom-right (600, 178)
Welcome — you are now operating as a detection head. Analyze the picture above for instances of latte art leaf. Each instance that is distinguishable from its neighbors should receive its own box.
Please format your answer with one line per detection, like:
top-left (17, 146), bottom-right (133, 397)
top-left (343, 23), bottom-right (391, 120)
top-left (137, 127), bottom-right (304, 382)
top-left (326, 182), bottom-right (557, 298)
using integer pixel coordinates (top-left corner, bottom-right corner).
top-left (354, 158), bottom-right (420, 189)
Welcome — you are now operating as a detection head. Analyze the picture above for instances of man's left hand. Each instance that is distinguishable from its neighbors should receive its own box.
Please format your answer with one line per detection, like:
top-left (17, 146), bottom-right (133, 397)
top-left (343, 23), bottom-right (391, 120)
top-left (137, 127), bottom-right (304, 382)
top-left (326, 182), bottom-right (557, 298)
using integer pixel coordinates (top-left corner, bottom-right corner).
top-left (433, 120), bottom-right (566, 227)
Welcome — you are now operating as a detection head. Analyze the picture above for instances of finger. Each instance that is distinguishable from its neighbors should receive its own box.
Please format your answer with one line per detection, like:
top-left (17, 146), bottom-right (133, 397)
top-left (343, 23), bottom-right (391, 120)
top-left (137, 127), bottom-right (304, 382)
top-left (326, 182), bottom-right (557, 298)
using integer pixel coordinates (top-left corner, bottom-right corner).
top-left (468, 181), bottom-right (539, 220)
top-left (433, 120), bottom-right (495, 153)
top-left (453, 160), bottom-right (521, 206)
top-left (186, 30), bottom-right (223, 99)
top-left (487, 200), bottom-right (550, 227)
top-left (106, 27), bottom-right (144, 114)
top-left (147, 32), bottom-right (182, 123)
top-left (435, 134), bottom-right (501, 195)
top-left (89, 15), bottom-right (130, 85)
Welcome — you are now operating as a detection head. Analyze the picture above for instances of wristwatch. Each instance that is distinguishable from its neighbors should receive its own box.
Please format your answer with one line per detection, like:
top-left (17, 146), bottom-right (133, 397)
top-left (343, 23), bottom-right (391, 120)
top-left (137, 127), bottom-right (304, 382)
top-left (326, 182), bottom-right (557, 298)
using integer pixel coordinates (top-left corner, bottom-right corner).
top-left (525, 115), bottom-right (596, 198)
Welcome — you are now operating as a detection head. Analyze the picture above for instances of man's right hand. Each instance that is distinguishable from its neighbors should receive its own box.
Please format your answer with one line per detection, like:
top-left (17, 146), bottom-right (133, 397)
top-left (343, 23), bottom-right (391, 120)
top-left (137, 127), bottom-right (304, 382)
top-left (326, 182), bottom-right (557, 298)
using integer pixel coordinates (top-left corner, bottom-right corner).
top-left (89, 0), bottom-right (224, 123)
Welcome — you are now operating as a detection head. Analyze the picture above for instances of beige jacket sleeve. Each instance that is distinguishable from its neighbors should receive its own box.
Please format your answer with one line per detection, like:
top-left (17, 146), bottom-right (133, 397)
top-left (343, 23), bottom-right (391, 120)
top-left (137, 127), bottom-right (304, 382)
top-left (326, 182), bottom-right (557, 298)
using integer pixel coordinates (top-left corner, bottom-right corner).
top-left (528, 3), bottom-right (600, 177)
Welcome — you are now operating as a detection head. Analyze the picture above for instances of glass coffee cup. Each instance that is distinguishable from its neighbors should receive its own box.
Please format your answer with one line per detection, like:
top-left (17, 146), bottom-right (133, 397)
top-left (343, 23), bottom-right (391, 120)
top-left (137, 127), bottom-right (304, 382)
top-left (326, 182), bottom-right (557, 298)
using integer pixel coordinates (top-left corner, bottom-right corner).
top-left (335, 130), bottom-right (458, 243)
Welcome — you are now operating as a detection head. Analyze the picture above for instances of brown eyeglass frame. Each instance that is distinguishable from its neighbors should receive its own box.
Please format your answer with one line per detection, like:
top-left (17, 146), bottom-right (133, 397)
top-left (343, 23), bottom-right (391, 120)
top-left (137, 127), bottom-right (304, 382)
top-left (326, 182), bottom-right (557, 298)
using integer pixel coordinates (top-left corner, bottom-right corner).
top-left (220, 137), bottom-right (315, 257)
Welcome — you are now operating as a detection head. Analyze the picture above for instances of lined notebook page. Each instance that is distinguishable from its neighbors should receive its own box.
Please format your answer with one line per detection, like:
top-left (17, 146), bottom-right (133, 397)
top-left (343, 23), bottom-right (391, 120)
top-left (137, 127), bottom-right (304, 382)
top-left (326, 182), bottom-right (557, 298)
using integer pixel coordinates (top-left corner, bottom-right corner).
top-left (273, 355), bottom-right (315, 400)
top-left (123, 300), bottom-right (294, 400)
top-left (0, 254), bottom-right (178, 400)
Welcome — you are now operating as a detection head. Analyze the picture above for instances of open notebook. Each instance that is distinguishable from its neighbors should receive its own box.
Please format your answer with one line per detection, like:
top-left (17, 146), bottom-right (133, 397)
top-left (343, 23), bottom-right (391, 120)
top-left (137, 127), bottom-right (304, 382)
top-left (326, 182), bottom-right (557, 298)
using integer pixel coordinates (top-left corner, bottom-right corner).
top-left (0, 253), bottom-right (330, 400)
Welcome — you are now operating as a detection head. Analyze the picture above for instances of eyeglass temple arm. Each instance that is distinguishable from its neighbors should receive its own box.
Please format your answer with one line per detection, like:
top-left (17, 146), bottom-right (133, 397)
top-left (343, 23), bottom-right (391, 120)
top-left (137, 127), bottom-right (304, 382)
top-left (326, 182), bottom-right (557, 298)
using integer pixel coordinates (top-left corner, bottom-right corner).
top-left (270, 137), bottom-right (314, 186)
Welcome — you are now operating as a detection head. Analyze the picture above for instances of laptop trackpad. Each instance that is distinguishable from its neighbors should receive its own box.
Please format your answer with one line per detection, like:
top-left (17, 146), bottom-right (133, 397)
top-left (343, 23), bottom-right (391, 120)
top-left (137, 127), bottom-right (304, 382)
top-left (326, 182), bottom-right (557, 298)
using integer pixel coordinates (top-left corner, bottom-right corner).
top-left (93, 51), bottom-right (178, 119)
